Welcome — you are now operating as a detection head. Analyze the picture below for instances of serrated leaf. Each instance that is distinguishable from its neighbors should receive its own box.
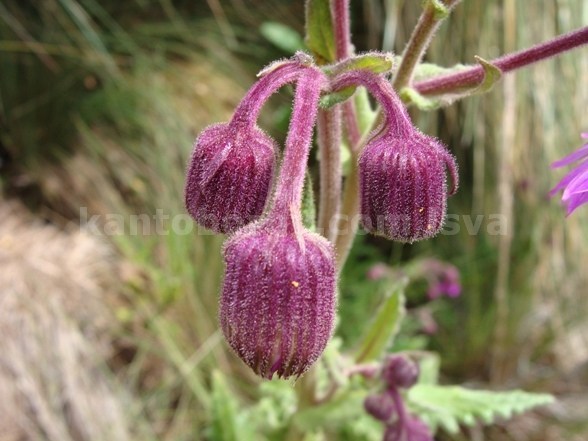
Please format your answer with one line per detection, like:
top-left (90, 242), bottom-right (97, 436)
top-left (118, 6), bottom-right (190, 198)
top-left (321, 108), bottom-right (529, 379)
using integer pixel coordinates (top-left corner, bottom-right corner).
top-left (260, 22), bottom-right (305, 53)
top-left (325, 52), bottom-right (395, 76)
top-left (320, 86), bottom-right (356, 108)
top-left (354, 280), bottom-right (407, 363)
top-left (407, 384), bottom-right (555, 434)
top-left (302, 171), bottom-right (317, 230)
top-left (305, 0), bottom-right (336, 64)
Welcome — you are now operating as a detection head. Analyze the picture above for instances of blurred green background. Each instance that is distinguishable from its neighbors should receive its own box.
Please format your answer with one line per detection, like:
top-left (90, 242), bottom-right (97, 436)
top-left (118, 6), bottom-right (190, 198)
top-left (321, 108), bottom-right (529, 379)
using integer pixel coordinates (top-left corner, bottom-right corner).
top-left (0, 1), bottom-right (586, 440)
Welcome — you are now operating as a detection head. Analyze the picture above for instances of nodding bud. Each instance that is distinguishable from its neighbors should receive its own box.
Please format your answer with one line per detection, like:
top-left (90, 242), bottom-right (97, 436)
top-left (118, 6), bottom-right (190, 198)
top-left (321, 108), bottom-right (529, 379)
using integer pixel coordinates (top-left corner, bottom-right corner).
top-left (359, 132), bottom-right (458, 243)
top-left (220, 228), bottom-right (336, 379)
top-left (331, 69), bottom-right (459, 244)
top-left (184, 123), bottom-right (276, 233)
top-left (184, 59), bottom-right (306, 234)
top-left (381, 355), bottom-right (419, 389)
top-left (364, 392), bottom-right (396, 422)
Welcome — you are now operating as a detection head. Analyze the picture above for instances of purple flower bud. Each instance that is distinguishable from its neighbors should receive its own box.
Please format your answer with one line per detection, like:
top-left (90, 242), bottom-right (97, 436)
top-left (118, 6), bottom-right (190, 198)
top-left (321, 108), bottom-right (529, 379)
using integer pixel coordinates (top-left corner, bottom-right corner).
top-left (184, 60), bottom-right (306, 233)
top-left (364, 392), bottom-right (396, 421)
top-left (220, 227), bottom-right (336, 379)
top-left (184, 123), bottom-right (276, 233)
top-left (359, 132), bottom-right (458, 242)
top-left (381, 355), bottom-right (419, 389)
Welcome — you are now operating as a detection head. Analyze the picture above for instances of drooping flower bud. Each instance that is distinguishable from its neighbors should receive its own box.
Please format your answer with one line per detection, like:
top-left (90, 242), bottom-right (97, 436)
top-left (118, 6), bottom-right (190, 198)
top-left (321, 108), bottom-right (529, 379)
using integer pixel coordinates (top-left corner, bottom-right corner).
top-left (331, 70), bottom-right (458, 243)
top-left (184, 60), bottom-right (305, 234)
top-left (381, 355), bottom-right (419, 389)
top-left (184, 123), bottom-right (276, 233)
top-left (359, 132), bottom-right (458, 242)
top-left (364, 392), bottom-right (396, 422)
top-left (220, 228), bottom-right (336, 379)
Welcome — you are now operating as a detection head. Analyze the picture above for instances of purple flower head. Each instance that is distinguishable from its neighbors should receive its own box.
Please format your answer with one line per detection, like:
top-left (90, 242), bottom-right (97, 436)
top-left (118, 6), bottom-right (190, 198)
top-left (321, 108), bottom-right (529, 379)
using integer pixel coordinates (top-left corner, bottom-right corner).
top-left (184, 60), bottom-right (305, 234)
top-left (331, 70), bottom-right (458, 243)
top-left (550, 133), bottom-right (588, 216)
top-left (359, 132), bottom-right (458, 242)
top-left (220, 226), bottom-right (336, 379)
top-left (219, 65), bottom-right (336, 379)
top-left (381, 355), bottom-right (419, 389)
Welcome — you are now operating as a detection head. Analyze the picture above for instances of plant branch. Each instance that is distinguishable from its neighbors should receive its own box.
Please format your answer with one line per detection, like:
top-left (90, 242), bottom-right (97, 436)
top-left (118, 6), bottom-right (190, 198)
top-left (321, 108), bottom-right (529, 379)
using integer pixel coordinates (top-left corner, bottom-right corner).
top-left (392, 0), bottom-right (462, 91)
top-left (413, 26), bottom-right (588, 96)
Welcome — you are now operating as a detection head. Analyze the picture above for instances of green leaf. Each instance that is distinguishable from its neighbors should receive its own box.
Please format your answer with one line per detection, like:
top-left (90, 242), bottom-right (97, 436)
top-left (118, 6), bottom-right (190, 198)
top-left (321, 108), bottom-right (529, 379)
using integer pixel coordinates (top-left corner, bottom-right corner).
top-left (210, 371), bottom-right (240, 441)
top-left (293, 389), bottom-right (368, 430)
top-left (416, 353), bottom-right (441, 385)
top-left (324, 52), bottom-right (395, 76)
top-left (354, 86), bottom-right (377, 136)
top-left (399, 87), bottom-right (443, 111)
top-left (210, 371), bottom-right (257, 441)
top-left (260, 22), bottom-right (305, 53)
top-left (472, 56), bottom-right (502, 93)
top-left (412, 62), bottom-right (468, 82)
top-left (427, 0), bottom-right (450, 19)
top-left (302, 171), bottom-right (317, 230)
top-left (407, 384), bottom-right (555, 434)
top-left (305, 0), bottom-right (336, 64)
top-left (354, 280), bottom-right (407, 363)
top-left (319, 86), bottom-right (356, 108)
top-left (403, 58), bottom-right (502, 110)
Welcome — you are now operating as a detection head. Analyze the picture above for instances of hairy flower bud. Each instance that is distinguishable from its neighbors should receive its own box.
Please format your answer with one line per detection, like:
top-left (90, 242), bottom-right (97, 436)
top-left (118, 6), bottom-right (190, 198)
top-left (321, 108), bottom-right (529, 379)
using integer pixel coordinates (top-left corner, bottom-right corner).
top-left (359, 133), bottom-right (458, 242)
top-left (381, 355), bottom-right (419, 389)
top-left (364, 392), bottom-right (396, 422)
top-left (184, 123), bottom-right (275, 233)
top-left (220, 227), bottom-right (336, 379)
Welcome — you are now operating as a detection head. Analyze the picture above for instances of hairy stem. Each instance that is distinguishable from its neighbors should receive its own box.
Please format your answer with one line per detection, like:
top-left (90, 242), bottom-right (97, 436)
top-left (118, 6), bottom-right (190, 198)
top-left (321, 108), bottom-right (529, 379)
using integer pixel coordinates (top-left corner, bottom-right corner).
top-left (413, 26), bottom-right (588, 96)
top-left (317, 107), bottom-right (342, 241)
top-left (392, 0), bottom-right (462, 90)
top-left (332, 0), bottom-right (351, 59)
top-left (270, 68), bottom-right (325, 229)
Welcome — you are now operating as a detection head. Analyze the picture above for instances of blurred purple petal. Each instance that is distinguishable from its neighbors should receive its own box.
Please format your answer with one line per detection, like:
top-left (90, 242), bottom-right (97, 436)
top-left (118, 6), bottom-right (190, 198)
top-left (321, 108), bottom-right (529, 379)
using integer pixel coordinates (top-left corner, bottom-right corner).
top-left (550, 134), bottom-right (588, 215)
top-left (550, 143), bottom-right (588, 168)
top-left (566, 192), bottom-right (588, 216)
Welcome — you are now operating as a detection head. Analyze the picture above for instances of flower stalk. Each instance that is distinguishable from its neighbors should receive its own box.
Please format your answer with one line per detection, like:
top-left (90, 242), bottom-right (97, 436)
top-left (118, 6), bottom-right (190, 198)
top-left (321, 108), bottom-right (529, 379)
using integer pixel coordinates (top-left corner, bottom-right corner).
top-left (392, 0), bottom-right (462, 91)
top-left (414, 26), bottom-right (588, 96)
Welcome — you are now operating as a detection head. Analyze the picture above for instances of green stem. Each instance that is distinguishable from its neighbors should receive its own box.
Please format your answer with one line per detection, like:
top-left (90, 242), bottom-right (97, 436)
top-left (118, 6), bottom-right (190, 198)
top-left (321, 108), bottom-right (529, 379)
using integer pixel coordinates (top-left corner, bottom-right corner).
top-left (392, 0), bottom-right (462, 91)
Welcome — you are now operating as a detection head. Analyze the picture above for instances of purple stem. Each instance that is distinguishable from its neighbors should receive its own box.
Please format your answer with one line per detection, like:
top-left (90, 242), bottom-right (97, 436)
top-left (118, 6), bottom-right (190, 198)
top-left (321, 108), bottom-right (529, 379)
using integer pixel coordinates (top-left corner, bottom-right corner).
top-left (270, 67), bottom-right (326, 225)
top-left (414, 26), bottom-right (588, 96)
top-left (332, 70), bottom-right (414, 138)
top-left (230, 61), bottom-right (304, 129)
top-left (332, 0), bottom-right (351, 60)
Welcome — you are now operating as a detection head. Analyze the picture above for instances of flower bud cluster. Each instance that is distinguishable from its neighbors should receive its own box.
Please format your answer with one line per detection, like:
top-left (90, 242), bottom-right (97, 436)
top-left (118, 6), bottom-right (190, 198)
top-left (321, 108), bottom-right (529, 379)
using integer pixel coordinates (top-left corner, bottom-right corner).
top-left (364, 355), bottom-right (432, 441)
top-left (184, 53), bottom-right (460, 380)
